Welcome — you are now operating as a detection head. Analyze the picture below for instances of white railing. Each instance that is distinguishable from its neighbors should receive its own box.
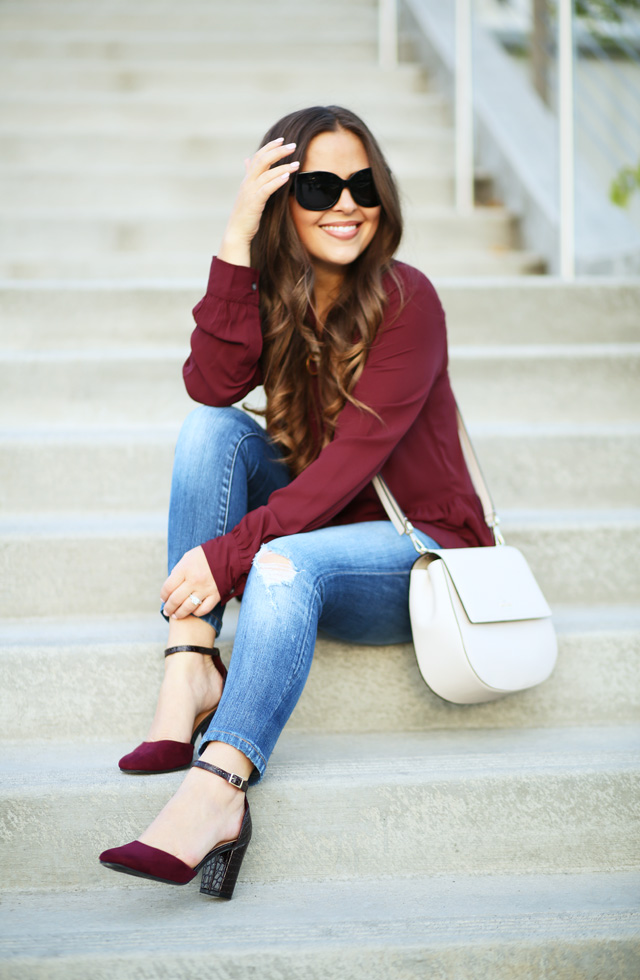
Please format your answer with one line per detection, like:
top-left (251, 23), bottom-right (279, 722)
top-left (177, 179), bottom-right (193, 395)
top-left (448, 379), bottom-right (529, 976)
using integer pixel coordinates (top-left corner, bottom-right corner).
top-left (558, 0), bottom-right (576, 279)
top-left (379, 0), bottom-right (398, 68)
top-left (379, 0), bottom-right (589, 278)
top-left (455, 0), bottom-right (475, 213)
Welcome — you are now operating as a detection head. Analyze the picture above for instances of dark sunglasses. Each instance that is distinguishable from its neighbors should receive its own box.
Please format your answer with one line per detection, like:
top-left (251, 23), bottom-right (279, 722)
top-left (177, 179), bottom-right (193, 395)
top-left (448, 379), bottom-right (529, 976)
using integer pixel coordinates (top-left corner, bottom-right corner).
top-left (293, 167), bottom-right (380, 211)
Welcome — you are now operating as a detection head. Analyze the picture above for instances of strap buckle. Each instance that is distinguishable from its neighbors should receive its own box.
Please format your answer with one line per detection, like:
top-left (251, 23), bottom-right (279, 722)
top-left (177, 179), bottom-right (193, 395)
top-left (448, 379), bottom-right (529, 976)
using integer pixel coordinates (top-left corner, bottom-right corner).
top-left (488, 512), bottom-right (505, 546)
top-left (404, 518), bottom-right (429, 556)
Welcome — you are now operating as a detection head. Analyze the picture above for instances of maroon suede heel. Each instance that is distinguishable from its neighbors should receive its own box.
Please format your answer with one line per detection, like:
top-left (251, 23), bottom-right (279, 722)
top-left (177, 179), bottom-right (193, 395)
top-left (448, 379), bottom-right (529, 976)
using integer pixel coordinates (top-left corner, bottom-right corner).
top-left (118, 646), bottom-right (228, 774)
top-left (100, 762), bottom-right (252, 899)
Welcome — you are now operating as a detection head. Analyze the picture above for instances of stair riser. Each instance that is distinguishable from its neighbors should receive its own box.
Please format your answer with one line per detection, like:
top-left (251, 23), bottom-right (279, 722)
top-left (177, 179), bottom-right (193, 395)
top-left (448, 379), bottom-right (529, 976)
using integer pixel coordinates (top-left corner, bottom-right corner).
top-left (1, 940), bottom-right (637, 980)
top-left (2, 767), bottom-right (637, 889)
top-left (0, 37), bottom-right (379, 62)
top-left (1, 632), bottom-right (637, 741)
top-left (0, 171), bottom-right (462, 210)
top-left (2, 433), bottom-right (638, 511)
top-left (1, 355), bottom-right (636, 425)
top-left (0, 211), bottom-right (513, 251)
top-left (0, 99), bottom-right (450, 131)
top-left (3, 285), bottom-right (638, 348)
top-left (0, 63), bottom-right (429, 96)
top-left (0, 5), bottom-right (378, 33)
top-left (0, 249), bottom-right (543, 279)
top-left (0, 132), bottom-right (455, 169)
top-left (1, 520), bottom-right (638, 616)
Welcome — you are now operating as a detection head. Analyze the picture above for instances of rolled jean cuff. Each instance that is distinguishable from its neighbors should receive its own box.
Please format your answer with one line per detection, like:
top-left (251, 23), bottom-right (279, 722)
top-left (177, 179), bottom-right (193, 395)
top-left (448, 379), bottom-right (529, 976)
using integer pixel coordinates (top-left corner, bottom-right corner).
top-left (199, 729), bottom-right (267, 784)
top-left (159, 603), bottom-right (224, 637)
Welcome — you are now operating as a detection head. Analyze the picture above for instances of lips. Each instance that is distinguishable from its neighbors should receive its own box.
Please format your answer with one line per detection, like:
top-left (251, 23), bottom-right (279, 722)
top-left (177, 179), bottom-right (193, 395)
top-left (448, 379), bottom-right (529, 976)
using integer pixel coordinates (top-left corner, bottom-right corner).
top-left (319, 222), bottom-right (361, 240)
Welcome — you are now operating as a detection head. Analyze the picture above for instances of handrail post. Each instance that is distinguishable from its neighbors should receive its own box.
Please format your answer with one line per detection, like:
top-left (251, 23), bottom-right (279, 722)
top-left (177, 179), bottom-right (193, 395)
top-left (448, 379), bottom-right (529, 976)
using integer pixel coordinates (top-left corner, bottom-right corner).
top-left (455, 0), bottom-right (474, 213)
top-left (379, 0), bottom-right (398, 69)
top-left (558, 0), bottom-right (576, 279)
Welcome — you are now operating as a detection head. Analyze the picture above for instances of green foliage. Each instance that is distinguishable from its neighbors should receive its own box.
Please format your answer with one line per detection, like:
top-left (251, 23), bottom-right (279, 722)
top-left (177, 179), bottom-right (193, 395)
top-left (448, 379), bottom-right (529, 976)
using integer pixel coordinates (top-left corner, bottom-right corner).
top-left (610, 162), bottom-right (640, 206)
top-left (576, 0), bottom-right (640, 19)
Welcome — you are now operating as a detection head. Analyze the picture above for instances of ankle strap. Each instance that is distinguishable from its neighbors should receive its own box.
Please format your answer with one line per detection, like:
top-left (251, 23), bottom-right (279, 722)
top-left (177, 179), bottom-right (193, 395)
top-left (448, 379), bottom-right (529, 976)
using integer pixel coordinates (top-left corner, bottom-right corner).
top-left (193, 760), bottom-right (249, 792)
top-left (164, 645), bottom-right (214, 658)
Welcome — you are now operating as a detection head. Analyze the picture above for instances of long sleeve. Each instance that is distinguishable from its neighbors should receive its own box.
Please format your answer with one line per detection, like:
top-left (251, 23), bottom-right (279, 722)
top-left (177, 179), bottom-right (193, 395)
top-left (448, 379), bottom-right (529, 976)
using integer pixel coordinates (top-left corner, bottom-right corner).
top-left (183, 257), bottom-right (264, 405)
top-left (199, 262), bottom-right (450, 602)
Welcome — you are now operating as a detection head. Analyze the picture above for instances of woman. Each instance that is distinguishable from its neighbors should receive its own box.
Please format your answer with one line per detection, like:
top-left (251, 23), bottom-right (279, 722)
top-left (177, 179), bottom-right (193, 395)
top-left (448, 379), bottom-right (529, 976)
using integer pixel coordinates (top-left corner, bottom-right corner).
top-left (99, 105), bottom-right (492, 898)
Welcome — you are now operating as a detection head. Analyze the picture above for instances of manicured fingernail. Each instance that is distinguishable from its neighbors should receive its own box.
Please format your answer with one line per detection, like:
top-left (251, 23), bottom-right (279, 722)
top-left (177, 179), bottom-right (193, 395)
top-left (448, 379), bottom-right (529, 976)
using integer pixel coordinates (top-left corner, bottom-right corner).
top-left (290, 161), bottom-right (300, 169)
top-left (280, 172), bottom-right (290, 181)
top-left (285, 142), bottom-right (296, 149)
top-left (274, 137), bottom-right (284, 143)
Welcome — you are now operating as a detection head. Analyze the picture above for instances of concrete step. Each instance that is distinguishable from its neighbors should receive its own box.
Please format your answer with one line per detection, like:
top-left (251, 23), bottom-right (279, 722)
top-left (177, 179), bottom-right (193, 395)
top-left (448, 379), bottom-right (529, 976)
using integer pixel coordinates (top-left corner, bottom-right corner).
top-left (0, 1), bottom-right (379, 33)
top-left (1, 873), bottom-right (638, 979)
top-left (0, 93), bottom-right (451, 130)
top-left (449, 342), bottom-right (640, 424)
top-left (0, 33), bottom-right (379, 63)
top-left (2, 424), bottom-right (638, 512)
top-left (0, 0), bottom-right (377, 25)
top-left (0, 208), bottom-right (519, 255)
top-left (0, 166), bottom-right (470, 211)
top-left (1, 728), bottom-right (638, 890)
top-left (0, 59), bottom-right (431, 96)
top-left (1, 510), bottom-right (638, 615)
top-left (0, 91), bottom-right (444, 127)
top-left (3, 280), bottom-right (638, 349)
top-left (1, 611), bottom-right (638, 740)
top-left (0, 247), bottom-right (545, 280)
top-left (0, 126), bottom-right (453, 166)
top-left (1, 345), bottom-right (636, 426)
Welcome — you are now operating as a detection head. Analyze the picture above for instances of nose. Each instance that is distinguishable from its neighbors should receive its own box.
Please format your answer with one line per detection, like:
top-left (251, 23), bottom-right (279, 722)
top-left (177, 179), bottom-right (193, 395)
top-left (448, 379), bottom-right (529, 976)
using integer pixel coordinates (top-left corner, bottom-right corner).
top-left (334, 187), bottom-right (357, 212)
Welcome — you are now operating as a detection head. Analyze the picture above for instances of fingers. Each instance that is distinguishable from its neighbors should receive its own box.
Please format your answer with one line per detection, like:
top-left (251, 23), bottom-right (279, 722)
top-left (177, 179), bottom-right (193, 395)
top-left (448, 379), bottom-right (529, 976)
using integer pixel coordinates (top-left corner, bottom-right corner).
top-left (161, 547), bottom-right (220, 620)
top-left (219, 139), bottom-right (299, 264)
top-left (244, 139), bottom-right (299, 194)
top-left (246, 137), bottom-right (298, 178)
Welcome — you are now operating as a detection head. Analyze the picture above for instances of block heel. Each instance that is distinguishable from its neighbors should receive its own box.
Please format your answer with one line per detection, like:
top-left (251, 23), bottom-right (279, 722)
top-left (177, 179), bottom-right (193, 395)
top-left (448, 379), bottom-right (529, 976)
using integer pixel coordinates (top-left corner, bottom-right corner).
top-left (199, 810), bottom-right (252, 899)
top-left (100, 761), bottom-right (252, 900)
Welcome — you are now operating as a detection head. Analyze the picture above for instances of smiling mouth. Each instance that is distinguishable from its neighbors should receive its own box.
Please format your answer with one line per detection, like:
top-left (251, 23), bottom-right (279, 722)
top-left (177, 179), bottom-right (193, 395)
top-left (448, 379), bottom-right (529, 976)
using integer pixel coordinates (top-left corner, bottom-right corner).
top-left (319, 223), bottom-right (361, 239)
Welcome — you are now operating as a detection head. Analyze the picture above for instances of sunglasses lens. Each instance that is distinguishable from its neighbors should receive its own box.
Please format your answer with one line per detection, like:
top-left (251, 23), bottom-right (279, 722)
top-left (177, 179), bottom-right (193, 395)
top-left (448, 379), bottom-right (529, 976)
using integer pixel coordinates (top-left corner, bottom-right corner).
top-left (294, 169), bottom-right (380, 210)
top-left (349, 169), bottom-right (380, 207)
top-left (295, 172), bottom-right (342, 211)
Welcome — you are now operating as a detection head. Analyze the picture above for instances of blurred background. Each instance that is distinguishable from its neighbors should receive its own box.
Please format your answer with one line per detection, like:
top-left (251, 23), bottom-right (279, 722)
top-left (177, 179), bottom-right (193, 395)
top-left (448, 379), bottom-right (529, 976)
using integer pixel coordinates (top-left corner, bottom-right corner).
top-left (0, 2), bottom-right (638, 976)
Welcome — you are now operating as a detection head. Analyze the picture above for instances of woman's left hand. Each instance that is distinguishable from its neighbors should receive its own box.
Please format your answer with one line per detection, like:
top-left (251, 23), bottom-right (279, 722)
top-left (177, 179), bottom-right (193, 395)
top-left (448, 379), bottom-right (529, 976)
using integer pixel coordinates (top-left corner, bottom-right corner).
top-left (161, 546), bottom-right (221, 619)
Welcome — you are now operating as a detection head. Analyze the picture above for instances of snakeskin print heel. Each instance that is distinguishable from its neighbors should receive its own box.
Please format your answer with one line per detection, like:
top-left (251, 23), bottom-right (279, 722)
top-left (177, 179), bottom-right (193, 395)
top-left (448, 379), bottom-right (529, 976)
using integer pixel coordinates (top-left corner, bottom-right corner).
top-left (99, 762), bottom-right (252, 900)
top-left (194, 761), bottom-right (252, 899)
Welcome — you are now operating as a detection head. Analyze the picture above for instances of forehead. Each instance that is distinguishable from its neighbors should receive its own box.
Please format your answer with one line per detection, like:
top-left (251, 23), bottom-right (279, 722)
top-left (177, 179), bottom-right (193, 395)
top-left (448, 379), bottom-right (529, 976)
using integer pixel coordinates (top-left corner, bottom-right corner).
top-left (302, 129), bottom-right (370, 177)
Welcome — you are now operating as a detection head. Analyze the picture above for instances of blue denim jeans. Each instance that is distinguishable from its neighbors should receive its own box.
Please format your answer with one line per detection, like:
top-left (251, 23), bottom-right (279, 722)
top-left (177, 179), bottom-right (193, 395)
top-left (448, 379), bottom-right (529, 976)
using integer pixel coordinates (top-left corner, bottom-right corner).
top-left (167, 406), bottom-right (439, 781)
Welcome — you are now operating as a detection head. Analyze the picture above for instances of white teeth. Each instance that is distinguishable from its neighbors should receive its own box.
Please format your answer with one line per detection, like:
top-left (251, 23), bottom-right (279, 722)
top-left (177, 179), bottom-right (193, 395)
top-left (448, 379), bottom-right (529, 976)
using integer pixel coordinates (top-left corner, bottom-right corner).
top-left (322, 224), bottom-right (357, 232)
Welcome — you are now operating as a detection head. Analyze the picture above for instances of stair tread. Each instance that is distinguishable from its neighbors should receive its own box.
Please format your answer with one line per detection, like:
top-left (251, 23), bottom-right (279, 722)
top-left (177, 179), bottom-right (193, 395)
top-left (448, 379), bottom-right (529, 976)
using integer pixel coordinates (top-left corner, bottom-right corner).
top-left (2, 604), bottom-right (640, 648)
top-left (2, 727), bottom-right (639, 789)
top-left (3, 508), bottom-right (640, 536)
top-left (1, 873), bottom-right (638, 958)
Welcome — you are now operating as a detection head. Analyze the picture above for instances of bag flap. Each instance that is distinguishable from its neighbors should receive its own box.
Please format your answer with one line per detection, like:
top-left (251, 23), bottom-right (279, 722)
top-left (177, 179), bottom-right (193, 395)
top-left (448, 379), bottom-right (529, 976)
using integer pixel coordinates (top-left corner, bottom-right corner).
top-left (424, 545), bottom-right (552, 624)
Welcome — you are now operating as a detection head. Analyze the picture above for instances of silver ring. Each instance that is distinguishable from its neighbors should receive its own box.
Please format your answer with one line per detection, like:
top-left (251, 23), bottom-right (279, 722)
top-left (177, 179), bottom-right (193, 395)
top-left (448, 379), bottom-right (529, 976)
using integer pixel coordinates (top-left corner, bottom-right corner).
top-left (188, 593), bottom-right (202, 608)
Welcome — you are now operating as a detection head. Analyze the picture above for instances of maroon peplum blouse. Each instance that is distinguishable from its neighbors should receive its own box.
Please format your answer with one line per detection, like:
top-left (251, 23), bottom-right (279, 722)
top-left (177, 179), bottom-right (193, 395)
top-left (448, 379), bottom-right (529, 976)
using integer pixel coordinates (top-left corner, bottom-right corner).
top-left (183, 257), bottom-right (492, 603)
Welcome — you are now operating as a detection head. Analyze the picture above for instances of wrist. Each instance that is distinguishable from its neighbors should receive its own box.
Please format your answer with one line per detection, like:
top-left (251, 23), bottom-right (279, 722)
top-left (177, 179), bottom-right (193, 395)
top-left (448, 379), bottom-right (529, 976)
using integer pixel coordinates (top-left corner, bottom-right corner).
top-left (218, 230), bottom-right (252, 268)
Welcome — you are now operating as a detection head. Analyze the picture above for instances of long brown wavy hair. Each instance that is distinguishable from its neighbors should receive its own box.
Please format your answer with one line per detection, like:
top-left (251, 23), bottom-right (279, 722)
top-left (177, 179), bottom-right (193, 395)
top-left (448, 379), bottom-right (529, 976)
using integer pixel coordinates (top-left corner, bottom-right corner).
top-left (250, 106), bottom-right (403, 476)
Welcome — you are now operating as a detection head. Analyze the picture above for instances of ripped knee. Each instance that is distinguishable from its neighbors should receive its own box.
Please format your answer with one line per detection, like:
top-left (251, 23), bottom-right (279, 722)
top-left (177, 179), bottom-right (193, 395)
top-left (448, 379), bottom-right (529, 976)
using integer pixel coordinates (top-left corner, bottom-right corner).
top-left (253, 545), bottom-right (297, 586)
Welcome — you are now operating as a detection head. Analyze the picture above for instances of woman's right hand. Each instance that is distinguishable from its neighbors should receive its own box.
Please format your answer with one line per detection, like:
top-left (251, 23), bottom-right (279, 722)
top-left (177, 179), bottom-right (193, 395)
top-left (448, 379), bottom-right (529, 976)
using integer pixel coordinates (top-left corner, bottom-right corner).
top-left (218, 138), bottom-right (300, 267)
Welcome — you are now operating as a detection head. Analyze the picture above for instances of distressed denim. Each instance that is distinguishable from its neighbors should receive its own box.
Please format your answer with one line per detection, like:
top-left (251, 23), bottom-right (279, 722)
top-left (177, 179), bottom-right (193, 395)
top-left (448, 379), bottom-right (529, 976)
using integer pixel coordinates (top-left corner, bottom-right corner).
top-left (167, 405), bottom-right (439, 780)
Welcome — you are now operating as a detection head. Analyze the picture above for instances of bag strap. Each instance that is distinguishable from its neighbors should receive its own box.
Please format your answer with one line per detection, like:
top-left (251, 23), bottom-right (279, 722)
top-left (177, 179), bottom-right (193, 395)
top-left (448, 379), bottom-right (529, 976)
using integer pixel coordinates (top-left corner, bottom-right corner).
top-left (373, 401), bottom-right (504, 553)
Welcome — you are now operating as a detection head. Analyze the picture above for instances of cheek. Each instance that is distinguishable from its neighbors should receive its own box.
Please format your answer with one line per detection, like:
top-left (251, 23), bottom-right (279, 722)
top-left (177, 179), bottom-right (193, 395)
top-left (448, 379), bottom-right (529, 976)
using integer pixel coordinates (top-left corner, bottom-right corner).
top-left (289, 199), bottom-right (317, 243)
top-left (365, 210), bottom-right (381, 241)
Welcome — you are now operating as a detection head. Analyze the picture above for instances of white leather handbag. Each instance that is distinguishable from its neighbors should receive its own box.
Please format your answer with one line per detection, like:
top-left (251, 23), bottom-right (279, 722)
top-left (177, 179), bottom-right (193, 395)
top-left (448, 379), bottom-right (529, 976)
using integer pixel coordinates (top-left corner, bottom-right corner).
top-left (373, 407), bottom-right (557, 704)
